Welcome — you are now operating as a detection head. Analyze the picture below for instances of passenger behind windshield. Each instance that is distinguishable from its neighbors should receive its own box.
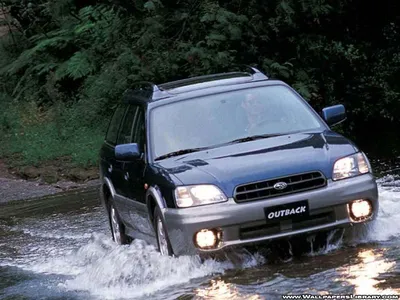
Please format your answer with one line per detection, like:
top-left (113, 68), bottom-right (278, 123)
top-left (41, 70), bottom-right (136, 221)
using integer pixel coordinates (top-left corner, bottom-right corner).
top-left (240, 92), bottom-right (270, 135)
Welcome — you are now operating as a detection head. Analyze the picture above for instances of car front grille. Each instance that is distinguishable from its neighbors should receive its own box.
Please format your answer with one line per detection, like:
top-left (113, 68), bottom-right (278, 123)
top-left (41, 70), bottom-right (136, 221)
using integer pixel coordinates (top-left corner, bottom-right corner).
top-left (234, 171), bottom-right (327, 203)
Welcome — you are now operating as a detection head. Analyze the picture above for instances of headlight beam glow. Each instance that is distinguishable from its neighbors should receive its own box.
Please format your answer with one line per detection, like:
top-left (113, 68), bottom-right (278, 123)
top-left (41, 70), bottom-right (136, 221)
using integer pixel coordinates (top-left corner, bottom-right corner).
top-left (332, 152), bottom-right (371, 181)
top-left (174, 185), bottom-right (227, 208)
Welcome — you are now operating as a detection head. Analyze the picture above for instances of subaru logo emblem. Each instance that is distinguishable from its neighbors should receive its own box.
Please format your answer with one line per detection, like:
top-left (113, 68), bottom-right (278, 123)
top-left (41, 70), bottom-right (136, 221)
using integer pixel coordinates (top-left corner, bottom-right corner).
top-left (273, 182), bottom-right (288, 190)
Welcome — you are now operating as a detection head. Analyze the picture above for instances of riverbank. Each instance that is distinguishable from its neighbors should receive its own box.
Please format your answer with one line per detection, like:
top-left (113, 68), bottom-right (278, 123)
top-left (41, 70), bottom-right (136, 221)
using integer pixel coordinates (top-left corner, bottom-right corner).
top-left (0, 158), bottom-right (100, 203)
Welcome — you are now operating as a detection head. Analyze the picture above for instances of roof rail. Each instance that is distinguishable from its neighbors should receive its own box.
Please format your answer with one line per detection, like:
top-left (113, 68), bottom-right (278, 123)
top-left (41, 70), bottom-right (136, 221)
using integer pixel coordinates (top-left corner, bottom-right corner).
top-left (230, 64), bottom-right (269, 80)
top-left (158, 65), bottom-right (268, 91)
top-left (125, 65), bottom-right (268, 102)
top-left (125, 81), bottom-right (170, 100)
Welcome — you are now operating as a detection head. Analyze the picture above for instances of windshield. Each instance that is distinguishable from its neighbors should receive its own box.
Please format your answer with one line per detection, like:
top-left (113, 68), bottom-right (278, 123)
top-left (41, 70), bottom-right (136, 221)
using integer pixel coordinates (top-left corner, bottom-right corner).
top-left (150, 85), bottom-right (325, 160)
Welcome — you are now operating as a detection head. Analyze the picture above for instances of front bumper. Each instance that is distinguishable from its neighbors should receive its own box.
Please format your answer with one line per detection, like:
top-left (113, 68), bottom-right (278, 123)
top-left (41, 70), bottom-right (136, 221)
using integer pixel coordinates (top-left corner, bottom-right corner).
top-left (163, 174), bottom-right (379, 256)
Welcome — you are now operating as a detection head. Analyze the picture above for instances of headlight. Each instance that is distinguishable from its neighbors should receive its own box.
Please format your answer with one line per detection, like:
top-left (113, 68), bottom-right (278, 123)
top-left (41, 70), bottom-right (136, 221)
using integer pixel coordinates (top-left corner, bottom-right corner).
top-left (174, 185), bottom-right (227, 208)
top-left (332, 152), bottom-right (371, 181)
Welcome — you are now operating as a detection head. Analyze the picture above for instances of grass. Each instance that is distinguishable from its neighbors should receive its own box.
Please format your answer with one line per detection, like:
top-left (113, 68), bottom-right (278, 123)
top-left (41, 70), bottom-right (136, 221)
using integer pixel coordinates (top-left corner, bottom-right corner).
top-left (1, 124), bottom-right (104, 168)
top-left (0, 100), bottom-right (106, 169)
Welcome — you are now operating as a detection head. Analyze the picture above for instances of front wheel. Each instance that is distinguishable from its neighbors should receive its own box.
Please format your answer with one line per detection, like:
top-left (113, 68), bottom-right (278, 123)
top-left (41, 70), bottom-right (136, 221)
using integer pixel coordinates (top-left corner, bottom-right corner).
top-left (154, 206), bottom-right (174, 256)
top-left (109, 199), bottom-right (131, 245)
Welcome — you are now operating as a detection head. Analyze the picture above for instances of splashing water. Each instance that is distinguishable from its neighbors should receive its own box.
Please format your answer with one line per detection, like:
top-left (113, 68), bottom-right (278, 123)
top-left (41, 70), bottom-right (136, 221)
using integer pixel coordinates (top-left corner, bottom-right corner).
top-left (1, 209), bottom-right (265, 300)
top-left (60, 236), bottom-right (229, 299)
top-left (43, 234), bottom-right (265, 299)
top-left (1, 176), bottom-right (399, 299)
top-left (306, 229), bottom-right (346, 257)
top-left (343, 175), bottom-right (400, 244)
top-left (63, 178), bottom-right (400, 298)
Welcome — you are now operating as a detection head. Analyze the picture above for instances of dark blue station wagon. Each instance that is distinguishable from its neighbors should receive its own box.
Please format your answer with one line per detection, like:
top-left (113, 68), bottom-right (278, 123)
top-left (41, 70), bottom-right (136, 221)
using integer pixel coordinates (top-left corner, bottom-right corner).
top-left (99, 67), bottom-right (379, 257)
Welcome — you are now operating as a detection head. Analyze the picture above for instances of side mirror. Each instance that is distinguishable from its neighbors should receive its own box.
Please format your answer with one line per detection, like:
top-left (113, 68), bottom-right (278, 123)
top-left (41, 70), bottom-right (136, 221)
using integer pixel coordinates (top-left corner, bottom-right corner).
top-left (115, 143), bottom-right (141, 161)
top-left (322, 104), bottom-right (346, 127)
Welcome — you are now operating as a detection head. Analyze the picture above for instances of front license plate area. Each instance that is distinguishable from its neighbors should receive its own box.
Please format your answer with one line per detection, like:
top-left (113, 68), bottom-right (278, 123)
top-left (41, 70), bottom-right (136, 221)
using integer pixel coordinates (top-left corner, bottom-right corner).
top-left (264, 200), bottom-right (309, 223)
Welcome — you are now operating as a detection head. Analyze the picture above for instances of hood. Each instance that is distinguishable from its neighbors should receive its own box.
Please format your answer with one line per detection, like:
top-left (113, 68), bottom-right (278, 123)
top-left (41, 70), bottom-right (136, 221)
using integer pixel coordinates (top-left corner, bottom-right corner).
top-left (155, 131), bottom-right (359, 197)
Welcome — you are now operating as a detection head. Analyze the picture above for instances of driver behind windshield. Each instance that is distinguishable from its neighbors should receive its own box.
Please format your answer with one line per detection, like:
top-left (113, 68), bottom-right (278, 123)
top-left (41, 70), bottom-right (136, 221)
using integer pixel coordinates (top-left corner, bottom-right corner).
top-left (241, 92), bottom-right (267, 135)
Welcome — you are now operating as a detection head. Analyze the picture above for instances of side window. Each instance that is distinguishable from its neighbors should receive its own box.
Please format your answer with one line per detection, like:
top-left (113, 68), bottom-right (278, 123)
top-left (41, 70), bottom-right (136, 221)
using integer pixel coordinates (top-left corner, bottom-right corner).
top-left (117, 105), bottom-right (139, 145)
top-left (132, 108), bottom-right (145, 151)
top-left (105, 104), bottom-right (127, 145)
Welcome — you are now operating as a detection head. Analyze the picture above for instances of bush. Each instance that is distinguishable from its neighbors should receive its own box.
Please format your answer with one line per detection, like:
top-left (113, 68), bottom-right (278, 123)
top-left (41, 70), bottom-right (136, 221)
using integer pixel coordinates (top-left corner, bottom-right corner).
top-left (0, 0), bottom-right (399, 167)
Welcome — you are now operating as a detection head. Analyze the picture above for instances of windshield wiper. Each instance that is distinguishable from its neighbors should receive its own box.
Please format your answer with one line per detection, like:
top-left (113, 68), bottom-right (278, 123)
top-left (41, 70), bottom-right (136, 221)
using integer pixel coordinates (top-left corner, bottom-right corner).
top-left (154, 134), bottom-right (284, 161)
top-left (226, 133), bottom-right (283, 145)
top-left (154, 147), bottom-right (207, 161)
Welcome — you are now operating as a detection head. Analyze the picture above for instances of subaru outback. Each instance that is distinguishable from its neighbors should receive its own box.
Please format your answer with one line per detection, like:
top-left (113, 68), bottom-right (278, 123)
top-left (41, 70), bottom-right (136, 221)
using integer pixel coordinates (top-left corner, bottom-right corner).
top-left (99, 66), bottom-right (379, 256)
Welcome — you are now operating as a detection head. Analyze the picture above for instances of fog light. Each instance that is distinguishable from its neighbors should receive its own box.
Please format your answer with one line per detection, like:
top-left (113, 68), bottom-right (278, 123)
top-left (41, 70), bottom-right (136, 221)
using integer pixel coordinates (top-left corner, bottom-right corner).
top-left (348, 199), bottom-right (373, 221)
top-left (194, 229), bottom-right (219, 249)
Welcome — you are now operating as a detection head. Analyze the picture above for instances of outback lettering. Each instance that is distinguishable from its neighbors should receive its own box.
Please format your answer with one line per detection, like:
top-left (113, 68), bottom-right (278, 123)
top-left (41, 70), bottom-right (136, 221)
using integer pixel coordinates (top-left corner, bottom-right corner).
top-left (267, 206), bottom-right (307, 219)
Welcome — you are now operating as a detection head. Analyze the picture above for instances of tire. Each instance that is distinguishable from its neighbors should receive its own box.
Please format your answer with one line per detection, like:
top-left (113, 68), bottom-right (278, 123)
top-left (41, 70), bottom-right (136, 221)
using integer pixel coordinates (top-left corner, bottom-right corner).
top-left (108, 198), bottom-right (131, 245)
top-left (153, 206), bottom-right (174, 256)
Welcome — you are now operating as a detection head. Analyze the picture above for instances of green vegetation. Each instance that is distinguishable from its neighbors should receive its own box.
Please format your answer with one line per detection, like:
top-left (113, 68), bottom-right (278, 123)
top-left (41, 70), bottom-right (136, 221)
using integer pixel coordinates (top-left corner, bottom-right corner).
top-left (0, 95), bottom-right (105, 167)
top-left (0, 0), bottom-right (399, 169)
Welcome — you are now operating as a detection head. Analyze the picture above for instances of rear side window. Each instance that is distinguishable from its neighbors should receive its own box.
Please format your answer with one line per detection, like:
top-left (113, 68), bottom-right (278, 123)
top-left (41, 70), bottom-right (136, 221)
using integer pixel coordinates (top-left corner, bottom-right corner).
top-left (105, 104), bottom-right (127, 145)
top-left (132, 108), bottom-right (145, 152)
top-left (117, 105), bottom-right (139, 145)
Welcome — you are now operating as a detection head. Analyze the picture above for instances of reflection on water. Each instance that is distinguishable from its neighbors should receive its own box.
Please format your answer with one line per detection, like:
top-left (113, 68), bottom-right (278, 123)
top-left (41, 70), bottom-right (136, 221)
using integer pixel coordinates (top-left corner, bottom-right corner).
top-left (194, 279), bottom-right (264, 300)
top-left (337, 248), bottom-right (399, 295)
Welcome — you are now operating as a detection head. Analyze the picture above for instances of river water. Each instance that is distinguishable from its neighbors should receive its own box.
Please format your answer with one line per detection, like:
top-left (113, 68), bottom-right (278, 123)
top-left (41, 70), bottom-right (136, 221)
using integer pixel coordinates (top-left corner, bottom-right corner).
top-left (0, 172), bottom-right (399, 299)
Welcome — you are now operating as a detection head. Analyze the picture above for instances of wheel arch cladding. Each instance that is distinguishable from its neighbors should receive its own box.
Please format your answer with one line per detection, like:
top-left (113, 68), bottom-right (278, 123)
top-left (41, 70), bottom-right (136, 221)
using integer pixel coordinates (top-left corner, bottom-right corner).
top-left (146, 186), bottom-right (167, 224)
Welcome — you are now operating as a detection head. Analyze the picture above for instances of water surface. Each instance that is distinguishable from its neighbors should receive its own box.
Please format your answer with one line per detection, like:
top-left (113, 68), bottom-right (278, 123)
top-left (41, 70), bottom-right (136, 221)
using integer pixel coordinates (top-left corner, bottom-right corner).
top-left (0, 175), bottom-right (399, 299)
